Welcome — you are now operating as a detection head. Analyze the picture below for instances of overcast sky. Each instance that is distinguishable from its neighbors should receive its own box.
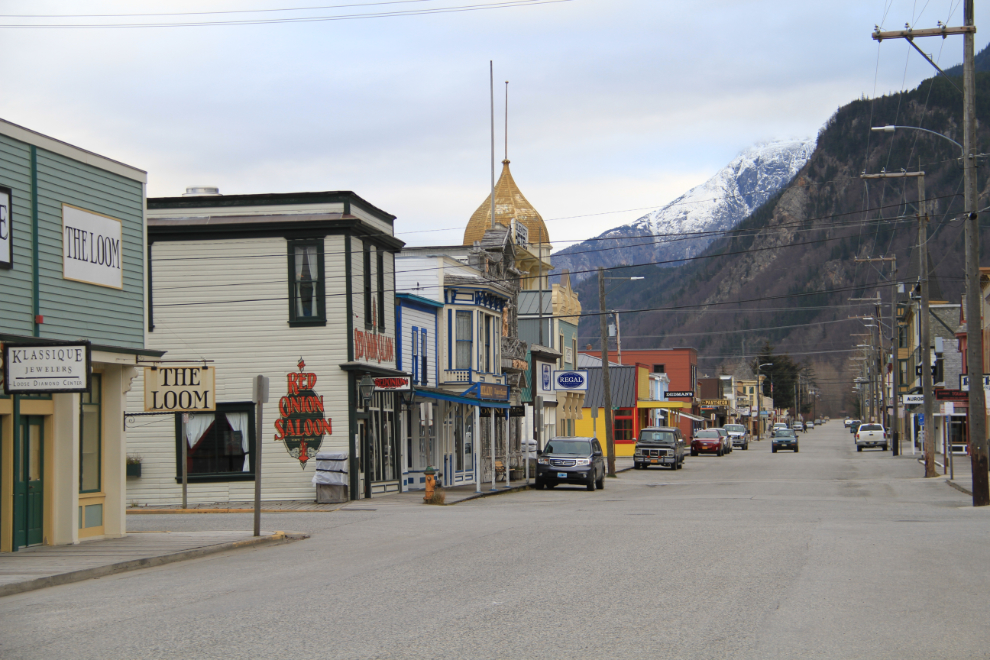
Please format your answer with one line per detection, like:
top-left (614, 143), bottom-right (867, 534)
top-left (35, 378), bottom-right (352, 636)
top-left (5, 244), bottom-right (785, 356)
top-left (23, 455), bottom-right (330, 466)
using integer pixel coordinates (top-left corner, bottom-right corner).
top-left (3, 0), bottom-right (987, 248)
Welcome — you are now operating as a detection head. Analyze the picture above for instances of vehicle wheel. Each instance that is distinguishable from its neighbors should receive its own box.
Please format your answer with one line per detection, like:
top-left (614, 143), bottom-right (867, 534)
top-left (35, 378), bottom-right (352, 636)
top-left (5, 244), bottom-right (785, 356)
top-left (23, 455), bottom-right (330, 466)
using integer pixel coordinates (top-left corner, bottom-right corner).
top-left (772, 447), bottom-right (777, 453)
top-left (857, 446), bottom-right (862, 452)
top-left (596, 472), bottom-right (604, 489)
top-left (547, 482), bottom-right (556, 488)
top-left (534, 480), bottom-right (545, 490)
top-left (691, 449), bottom-right (698, 457)
top-left (744, 443), bottom-right (749, 451)
top-left (717, 449), bottom-right (723, 457)
top-left (587, 475), bottom-right (596, 491)
top-left (676, 457), bottom-right (683, 470)
top-left (883, 444), bottom-right (888, 451)
top-left (794, 446), bottom-right (799, 453)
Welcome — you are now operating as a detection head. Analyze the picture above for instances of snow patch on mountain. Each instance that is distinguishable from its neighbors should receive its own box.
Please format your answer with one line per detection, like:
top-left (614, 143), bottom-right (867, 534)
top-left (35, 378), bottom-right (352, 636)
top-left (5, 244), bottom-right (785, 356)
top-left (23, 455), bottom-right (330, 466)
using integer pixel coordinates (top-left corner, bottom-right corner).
top-left (554, 137), bottom-right (816, 280)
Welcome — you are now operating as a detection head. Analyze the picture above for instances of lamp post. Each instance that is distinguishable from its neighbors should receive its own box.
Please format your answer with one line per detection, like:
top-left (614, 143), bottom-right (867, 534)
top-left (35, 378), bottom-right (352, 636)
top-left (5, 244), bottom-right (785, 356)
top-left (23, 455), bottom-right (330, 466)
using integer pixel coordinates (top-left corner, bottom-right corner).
top-left (598, 271), bottom-right (644, 476)
top-left (757, 362), bottom-right (772, 440)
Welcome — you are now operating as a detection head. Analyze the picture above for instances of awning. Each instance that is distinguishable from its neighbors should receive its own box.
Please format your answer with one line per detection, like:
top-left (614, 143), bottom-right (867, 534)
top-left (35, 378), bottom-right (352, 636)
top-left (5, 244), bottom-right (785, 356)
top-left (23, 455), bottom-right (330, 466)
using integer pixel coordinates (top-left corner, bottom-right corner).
top-left (678, 412), bottom-right (706, 422)
top-left (637, 401), bottom-right (691, 409)
top-left (413, 388), bottom-right (511, 409)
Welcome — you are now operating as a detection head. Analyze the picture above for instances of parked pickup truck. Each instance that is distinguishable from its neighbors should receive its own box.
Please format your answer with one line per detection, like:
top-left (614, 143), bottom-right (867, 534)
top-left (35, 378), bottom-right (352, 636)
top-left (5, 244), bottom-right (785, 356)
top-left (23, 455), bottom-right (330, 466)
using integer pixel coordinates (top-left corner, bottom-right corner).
top-left (634, 427), bottom-right (686, 470)
top-left (855, 423), bottom-right (888, 452)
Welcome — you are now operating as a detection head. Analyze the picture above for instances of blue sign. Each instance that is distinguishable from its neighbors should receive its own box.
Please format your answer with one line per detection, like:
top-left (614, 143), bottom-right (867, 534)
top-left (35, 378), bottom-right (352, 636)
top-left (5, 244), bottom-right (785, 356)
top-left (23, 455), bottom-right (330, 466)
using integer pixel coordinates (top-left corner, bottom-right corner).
top-left (553, 370), bottom-right (589, 391)
top-left (541, 363), bottom-right (552, 393)
top-left (918, 413), bottom-right (924, 427)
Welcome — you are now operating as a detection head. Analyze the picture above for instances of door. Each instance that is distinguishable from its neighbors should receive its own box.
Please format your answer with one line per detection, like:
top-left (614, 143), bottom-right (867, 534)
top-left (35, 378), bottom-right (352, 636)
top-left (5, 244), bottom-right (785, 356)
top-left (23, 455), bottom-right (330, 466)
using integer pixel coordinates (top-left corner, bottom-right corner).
top-left (13, 416), bottom-right (44, 549)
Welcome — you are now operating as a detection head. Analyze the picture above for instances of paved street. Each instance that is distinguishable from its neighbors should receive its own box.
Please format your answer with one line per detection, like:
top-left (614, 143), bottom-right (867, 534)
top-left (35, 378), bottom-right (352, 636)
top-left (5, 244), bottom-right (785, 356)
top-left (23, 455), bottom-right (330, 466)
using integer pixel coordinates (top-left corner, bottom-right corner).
top-left (2, 423), bottom-right (989, 659)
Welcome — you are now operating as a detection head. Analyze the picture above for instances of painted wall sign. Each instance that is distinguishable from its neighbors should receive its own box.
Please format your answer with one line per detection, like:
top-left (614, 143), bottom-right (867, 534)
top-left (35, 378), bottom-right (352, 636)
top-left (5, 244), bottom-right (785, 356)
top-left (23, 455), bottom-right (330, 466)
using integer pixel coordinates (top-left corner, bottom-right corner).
top-left (274, 359), bottom-right (331, 467)
top-left (144, 366), bottom-right (215, 412)
top-left (553, 370), bottom-right (589, 391)
top-left (353, 327), bottom-right (395, 364)
top-left (62, 204), bottom-right (123, 289)
top-left (374, 376), bottom-right (410, 391)
top-left (0, 185), bottom-right (11, 269)
top-left (2, 342), bottom-right (90, 394)
top-left (667, 391), bottom-right (695, 399)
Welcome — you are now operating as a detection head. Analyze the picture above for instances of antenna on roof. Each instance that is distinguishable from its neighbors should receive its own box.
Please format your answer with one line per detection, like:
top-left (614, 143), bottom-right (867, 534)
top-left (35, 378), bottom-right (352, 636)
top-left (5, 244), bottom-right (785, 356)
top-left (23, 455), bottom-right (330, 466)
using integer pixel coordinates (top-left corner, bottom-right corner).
top-left (490, 61), bottom-right (495, 233)
top-left (505, 80), bottom-right (509, 162)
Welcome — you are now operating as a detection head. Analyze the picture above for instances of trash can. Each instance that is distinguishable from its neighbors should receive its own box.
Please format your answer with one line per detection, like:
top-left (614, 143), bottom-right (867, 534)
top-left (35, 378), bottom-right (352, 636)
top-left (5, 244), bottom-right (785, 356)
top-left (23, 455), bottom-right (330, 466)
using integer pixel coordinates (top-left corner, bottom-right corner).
top-left (312, 451), bottom-right (348, 503)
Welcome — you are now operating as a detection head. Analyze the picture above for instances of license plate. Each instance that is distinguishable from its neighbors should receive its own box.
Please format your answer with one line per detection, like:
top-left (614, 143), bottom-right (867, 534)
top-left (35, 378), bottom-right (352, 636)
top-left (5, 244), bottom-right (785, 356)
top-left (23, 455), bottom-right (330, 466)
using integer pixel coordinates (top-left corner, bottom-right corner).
top-left (651, 459), bottom-right (658, 464)
top-left (557, 472), bottom-right (568, 478)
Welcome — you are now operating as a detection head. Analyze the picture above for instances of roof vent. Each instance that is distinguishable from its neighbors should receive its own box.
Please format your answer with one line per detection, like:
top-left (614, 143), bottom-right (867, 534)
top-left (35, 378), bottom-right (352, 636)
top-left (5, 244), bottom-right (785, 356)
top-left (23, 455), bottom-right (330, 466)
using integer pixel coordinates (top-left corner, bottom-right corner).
top-left (182, 186), bottom-right (221, 197)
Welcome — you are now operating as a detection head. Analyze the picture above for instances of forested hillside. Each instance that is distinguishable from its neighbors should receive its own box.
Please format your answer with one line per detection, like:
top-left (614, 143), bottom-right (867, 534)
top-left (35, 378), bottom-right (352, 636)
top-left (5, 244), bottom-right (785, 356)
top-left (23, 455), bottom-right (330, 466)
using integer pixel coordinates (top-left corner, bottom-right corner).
top-left (575, 69), bottom-right (990, 417)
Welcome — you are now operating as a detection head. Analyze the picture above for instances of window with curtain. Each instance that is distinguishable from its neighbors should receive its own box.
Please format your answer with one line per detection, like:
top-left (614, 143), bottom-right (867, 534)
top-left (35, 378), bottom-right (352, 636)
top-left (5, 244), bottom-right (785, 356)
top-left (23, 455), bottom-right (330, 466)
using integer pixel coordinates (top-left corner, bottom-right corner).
top-left (411, 327), bottom-right (419, 382)
top-left (80, 373), bottom-right (101, 493)
top-left (377, 248), bottom-right (385, 330)
top-left (288, 241), bottom-right (325, 326)
top-left (363, 243), bottom-right (372, 327)
top-left (420, 329), bottom-right (428, 385)
top-left (456, 311), bottom-right (473, 370)
top-left (175, 404), bottom-right (255, 482)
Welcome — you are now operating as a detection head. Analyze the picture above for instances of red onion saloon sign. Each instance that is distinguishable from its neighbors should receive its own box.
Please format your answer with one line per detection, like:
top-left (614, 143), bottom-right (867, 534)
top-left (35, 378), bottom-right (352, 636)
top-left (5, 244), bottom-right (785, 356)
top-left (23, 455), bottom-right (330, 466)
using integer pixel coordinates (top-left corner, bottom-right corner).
top-left (274, 359), bottom-right (332, 467)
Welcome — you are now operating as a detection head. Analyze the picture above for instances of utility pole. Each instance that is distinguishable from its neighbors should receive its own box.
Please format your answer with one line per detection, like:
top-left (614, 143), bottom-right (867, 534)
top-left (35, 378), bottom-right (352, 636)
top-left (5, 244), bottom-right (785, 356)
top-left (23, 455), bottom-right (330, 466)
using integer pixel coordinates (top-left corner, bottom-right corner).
top-left (872, 0), bottom-right (986, 505)
top-left (598, 267), bottom-right (616, 477)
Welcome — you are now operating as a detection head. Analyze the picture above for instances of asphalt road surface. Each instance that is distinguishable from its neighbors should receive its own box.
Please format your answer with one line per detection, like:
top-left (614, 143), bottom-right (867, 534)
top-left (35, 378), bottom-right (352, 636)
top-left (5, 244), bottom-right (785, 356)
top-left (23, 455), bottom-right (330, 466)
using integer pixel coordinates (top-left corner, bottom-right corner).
top-left (2, 423), bottom-right (988, 659)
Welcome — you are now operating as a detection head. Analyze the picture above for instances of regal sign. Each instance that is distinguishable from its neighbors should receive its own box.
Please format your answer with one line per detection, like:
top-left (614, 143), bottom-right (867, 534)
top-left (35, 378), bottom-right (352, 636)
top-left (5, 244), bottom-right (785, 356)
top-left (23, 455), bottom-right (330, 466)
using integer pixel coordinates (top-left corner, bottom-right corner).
top-left (144, 366), bottom-right (215, 412)
top-left (2, 342), bottom-right (90, 394)
top-left (274, 359), bottom-right (332, 467)
top-left (553, 370), bottom-right (589, 391)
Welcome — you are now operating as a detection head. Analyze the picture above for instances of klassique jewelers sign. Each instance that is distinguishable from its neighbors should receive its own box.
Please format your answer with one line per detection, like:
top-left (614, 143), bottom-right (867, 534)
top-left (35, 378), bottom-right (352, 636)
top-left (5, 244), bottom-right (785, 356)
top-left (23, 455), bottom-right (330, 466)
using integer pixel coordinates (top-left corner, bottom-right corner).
top-left (2, 342), bottom-right (91, 394)
top-left (63, 204), bottom-right (123, 289)
top-left (144, 366), bottom-right (216, 412)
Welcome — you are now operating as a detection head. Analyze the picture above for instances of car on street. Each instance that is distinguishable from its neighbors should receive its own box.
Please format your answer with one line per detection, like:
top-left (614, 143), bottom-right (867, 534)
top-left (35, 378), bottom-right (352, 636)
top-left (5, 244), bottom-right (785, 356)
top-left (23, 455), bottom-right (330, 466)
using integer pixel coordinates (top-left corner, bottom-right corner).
top-left (714, 427), bottom-right (732, 453)
top-left (773, 422), bottom-right (789, 434)
top-left (848, 419), bottom-right (861, 434)
top-left (855, 423), bottom-right (888, 451)
top-left (807, 420), bottom-right (815, 429)
top-left (844, 418), bottom-right (853, 427)
top-left (772, 428), bottom-right (799, 453)
top-left (691, 429), bottom-right (725, 456)
top-left (633, 426), bottom-right (686, 470)
top-left (724, 423), bottom-right (750, 450)
top-left (792, 421), bottom-right (805, 433)
top-left (535, 437), bottom-right (605, 491)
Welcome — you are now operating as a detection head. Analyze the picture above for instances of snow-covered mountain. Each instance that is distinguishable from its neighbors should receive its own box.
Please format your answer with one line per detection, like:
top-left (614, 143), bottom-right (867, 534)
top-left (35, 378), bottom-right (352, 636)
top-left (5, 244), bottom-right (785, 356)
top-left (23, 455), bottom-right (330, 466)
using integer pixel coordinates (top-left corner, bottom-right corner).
top-left (553, 138), bottom-right (817, 281)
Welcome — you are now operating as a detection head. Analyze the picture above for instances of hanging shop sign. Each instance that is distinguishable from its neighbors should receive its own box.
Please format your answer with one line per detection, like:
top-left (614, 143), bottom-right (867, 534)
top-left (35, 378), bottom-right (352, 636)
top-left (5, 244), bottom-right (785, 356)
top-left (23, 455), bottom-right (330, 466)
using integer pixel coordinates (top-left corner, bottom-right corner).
top-left (374, 376), bottom-right (411, 391)
top-left (538, 362), bottom-right (555, 395)
top-left (667, 391), bottom-right (694, 399)
top-left (274, 358), bottom-right (331, 467)
top-left (2, 342), bottom-right (91, 394)
top-left (479, 383), bottom-right (509, 401)
top-left (62, 204), bottom-right (123, 289)
top-left (144, 366), bottom-right (215, 412)
top-left (553, 370), bottom-right (589, 391)
top-left (960, 375), bottom-right (990, 392)
top-left (700, 399), bottom-right (729, 406)
top-left (902, 394), bottom-right (925, 405)
top-left (0, 185), bottom-right (11, 269)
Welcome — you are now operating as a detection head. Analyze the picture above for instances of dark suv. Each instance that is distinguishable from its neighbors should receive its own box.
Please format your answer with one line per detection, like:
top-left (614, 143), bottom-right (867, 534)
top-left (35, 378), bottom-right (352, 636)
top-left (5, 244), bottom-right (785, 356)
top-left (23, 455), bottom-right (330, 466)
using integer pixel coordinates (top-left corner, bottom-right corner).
top-left (634, 426), bottom-right (686, 470)
top-left (535, 437), bottom-right (606, 491)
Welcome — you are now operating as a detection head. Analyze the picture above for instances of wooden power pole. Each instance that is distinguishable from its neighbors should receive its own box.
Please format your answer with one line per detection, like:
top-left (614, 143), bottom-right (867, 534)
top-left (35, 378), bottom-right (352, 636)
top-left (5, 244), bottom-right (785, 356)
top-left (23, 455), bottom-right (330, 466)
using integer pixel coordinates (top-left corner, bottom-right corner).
top-left (598, 267), bottom-right (616, 477)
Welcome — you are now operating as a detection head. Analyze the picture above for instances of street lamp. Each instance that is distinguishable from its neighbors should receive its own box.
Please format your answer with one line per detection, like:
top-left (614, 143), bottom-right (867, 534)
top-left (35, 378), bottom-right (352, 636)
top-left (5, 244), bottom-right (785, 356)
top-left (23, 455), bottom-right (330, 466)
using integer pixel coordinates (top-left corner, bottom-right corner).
top-left (871, 125), bottom-right (964, 152)
top-left (359, 373), bottom-right (375, 408)
top-left (756, 362), bottom-right (772, 441)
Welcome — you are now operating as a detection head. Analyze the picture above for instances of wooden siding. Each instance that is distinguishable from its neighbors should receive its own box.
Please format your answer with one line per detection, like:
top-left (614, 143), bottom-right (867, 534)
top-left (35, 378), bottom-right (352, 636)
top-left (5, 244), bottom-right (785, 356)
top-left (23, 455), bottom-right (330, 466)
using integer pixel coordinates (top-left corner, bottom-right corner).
top-left (398, 305), bottom-right (437, 388)
top-left (126, 235), bottom-right (360, 505)
top-left (0, 133), bottom-right (145, 348)
top-left (395, 256), bottom-right (443, 303)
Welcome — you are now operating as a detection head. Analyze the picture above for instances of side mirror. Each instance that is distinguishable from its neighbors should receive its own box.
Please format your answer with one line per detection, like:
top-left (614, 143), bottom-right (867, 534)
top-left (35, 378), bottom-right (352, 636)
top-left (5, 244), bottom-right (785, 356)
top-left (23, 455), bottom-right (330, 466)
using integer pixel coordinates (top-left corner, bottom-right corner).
top-left (536, 448), bottom-right (543, 455)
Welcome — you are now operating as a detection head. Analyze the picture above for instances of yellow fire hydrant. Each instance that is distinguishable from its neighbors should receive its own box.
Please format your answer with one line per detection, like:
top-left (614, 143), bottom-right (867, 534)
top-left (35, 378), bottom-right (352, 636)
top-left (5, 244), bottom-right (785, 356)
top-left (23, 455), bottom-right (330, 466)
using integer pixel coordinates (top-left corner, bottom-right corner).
top-left (423, 466), bottom-right (436, 502)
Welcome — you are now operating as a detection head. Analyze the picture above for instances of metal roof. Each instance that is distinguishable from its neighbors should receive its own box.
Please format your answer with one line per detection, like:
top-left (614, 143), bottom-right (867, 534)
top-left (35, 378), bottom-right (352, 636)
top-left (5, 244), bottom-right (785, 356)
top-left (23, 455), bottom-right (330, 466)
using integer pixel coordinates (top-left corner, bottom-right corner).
top-left (518, 290), bottom-right (553, 315)
top-left (583, 366), bottom-right (637, 409)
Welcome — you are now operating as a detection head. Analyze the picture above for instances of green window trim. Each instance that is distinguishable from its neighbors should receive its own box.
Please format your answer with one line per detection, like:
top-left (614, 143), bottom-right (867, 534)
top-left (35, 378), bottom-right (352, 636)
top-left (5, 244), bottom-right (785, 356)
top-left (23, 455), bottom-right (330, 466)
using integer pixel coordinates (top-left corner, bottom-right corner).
top-left (287, 240), bottom-right (326, 327)
top-left (376, 248), bottom-right (385, 331)
top-left (80, 373), bottom-right (102, 494)
top-left (174, 402), bottom-right (257, 484)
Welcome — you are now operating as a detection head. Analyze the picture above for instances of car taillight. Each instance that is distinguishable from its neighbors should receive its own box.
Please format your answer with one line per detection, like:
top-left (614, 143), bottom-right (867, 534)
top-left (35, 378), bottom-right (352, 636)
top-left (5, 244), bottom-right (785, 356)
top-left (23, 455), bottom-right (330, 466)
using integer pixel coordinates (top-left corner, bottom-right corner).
top-left (855, 434), bottom-right (859, 440)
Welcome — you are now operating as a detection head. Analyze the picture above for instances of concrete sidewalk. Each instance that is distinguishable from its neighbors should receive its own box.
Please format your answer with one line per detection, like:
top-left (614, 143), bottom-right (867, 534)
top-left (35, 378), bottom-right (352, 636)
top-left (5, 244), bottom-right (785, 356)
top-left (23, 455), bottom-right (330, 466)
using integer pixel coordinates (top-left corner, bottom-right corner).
top-left (0, 530), bottom-right (306, 598)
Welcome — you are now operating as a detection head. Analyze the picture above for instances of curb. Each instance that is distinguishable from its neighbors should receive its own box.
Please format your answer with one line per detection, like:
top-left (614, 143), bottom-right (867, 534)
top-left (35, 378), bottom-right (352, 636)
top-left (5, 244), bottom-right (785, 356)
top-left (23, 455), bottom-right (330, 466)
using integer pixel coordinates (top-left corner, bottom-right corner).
top-left (0, 531), bottom-right (309, 599)
top-left (450, 484), bottom-right (531, 504)
top-left (128, 508), bottom-right (343, 514)
top-left (946, 479), bottom-right (973, 496)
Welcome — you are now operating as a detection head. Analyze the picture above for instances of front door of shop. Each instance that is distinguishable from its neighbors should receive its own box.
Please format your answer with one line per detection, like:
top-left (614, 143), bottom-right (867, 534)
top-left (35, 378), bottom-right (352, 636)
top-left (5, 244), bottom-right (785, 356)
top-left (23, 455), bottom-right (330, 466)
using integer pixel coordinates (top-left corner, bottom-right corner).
top-left (13, 416), bottom-right (44, 549)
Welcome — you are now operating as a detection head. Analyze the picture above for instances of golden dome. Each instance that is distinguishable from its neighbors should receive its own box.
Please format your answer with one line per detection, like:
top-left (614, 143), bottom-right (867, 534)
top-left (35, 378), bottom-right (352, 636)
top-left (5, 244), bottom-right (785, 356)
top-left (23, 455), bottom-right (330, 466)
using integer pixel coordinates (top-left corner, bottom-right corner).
top-left (464, 160), bottom-right (549, 246)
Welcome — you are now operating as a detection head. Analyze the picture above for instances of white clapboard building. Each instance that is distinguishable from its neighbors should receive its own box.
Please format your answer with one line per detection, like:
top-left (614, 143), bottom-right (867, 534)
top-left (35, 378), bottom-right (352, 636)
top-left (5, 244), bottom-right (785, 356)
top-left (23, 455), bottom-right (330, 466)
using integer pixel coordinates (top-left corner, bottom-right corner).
top-left (124, 187), bottom-right (407, 505)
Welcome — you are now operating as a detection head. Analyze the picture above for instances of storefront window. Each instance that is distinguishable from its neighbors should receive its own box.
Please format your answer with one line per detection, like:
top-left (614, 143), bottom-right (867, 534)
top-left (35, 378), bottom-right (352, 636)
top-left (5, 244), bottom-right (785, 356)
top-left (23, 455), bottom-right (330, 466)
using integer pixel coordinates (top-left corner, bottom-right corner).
top-left (420, 330), bottom-right (428, 385)
top-left (80, 373), bottom-right (102, 493)
top-left (614, 412), bottom-right (633, 441)
top-left (175, 404), bottom-right (254, 482)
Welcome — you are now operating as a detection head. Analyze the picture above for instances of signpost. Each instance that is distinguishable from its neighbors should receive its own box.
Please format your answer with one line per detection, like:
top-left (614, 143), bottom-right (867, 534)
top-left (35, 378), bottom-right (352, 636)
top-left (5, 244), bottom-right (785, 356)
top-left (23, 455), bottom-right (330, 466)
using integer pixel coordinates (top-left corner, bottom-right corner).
top-left (253, 375), bottom-right (270, 537)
